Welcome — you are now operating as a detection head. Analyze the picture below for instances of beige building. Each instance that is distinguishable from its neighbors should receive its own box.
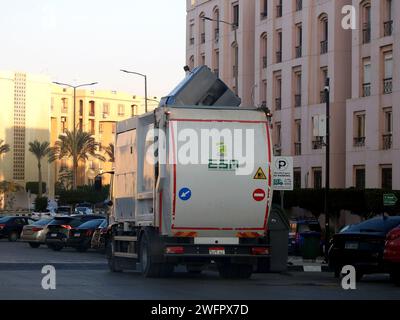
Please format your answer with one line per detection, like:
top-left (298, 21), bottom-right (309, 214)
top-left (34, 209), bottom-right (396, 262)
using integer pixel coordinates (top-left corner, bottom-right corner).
top-left (0, 71), bottom-right (158, 209)
top-left (187, 0), bottom-right (353, 189)
top-left (346, 0), bottom-right (399, 190)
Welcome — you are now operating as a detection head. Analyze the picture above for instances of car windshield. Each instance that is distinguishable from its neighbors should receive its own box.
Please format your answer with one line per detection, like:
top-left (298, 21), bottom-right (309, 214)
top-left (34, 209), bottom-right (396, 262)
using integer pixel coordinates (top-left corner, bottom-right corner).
top-left (0, 216), bottom-right (12, 223)
top-left (32, 219), bottom-right (53, 226)
top-left (348, 217), bottom-right (400, 233)
top-left (78, 219), bottom-right (105, 229)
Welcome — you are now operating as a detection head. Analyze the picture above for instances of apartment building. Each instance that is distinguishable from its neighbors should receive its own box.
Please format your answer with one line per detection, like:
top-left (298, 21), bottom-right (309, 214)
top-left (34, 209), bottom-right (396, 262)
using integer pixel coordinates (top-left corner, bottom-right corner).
top-left (187, 0), bottom-right (352, 189)
top-left (346, 0), bottom-right (399, 190)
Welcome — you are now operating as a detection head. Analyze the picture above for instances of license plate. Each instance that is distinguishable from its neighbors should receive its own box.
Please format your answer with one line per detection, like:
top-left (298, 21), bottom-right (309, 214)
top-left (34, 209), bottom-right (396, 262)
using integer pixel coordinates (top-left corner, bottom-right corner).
top-left (51, 233), bottom-right (58, 237)
top-left (345, 242), bottom-right (359, 250)
top-left (209, 248), bottom-right (225, 255)
top-left (74, 233), bottom-right (80, 237)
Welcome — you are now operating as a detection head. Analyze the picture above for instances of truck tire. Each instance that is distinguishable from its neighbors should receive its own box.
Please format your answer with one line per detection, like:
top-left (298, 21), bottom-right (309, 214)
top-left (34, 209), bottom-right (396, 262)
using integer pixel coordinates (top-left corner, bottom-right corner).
top-left (106, 241), bottom-right (122, 273)
top-left (139, 231), bottom-right (173, 278)
top-left (217, 263), bottom-right (253, 279)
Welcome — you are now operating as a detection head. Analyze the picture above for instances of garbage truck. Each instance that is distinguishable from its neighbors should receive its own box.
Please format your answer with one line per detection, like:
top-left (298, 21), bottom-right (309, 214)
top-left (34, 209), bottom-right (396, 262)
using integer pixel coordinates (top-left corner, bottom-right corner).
top-left (101, 66), bottom-right (274, 278)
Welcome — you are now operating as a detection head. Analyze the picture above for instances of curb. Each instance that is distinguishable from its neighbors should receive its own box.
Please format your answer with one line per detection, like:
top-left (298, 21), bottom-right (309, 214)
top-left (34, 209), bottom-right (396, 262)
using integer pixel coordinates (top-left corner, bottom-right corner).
top-left (0, 263), bottom-right (108, 271)
top-left (287, 265), bottom-right (331, 272)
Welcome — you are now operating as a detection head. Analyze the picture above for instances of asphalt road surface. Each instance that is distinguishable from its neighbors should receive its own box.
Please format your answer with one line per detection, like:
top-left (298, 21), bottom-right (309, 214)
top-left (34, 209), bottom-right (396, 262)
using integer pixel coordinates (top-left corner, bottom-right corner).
top-left (0, 240), bottom-right (399, 300)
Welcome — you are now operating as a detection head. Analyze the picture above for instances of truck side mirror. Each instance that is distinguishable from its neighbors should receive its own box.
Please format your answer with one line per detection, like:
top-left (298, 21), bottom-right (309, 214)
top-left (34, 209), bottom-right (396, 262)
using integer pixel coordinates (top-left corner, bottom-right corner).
top-left (94, 176), bottom-right (102, 191)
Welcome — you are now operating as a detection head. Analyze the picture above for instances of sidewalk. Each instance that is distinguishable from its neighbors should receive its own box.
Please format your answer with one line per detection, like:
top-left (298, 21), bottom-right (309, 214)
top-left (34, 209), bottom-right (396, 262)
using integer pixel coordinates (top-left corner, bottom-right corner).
top-left (287, 256), bottom-right (330, 272)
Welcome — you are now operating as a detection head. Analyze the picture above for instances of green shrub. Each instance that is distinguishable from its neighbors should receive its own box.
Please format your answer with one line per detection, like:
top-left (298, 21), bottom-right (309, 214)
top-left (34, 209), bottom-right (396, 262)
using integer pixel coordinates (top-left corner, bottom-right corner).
top-left (35, 196), bottom-right (48, 212)
top-left (26, 182), bottom-right (46, 195)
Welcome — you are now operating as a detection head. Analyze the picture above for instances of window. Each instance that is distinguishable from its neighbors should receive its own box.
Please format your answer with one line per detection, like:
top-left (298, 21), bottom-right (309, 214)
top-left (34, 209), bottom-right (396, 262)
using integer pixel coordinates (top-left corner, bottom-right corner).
top-left (232, 44), bottom-right (238, 80)
top-left (261, 34), bottom-right (268, 68)
top-left (103, 103), bottom-right (110, 116)
top-left (189, 23), bottom-right (195, 45)
top-left (381, 166), bottom-right (392, 190)
top-left (131, 104), bottom-right (137, 117)
top-left (276, 0), bottom-right (282, 18)
top-left (320, 16), bottom-right (328, 54)
top-left (276, 30), bottom-right (282, 63)
top-left (354, 112), bottom-right (366, 147)
top-left (384, 0), bottom-right (393, 36)
top-left (201, 54), bottom-right (205, 66)
top-left (294, 168), bottom-right (301, 189)
top-left (79, 119), bottom-right (83, 131)
top-left (295, 0), bottom-right (302, 11)
top-left (362, 58), bottom-right (371, 97)
top-left (354, 166), bottom-right (366, 189)
top-left (295, 24), bottom-right (302, 58)
top-left (294, 71), bottom-right (302, 107)
top-left (61, 117), bottom-right (67, 133)
top-left (189, 55), bottom-right (195, 70)
top-left (61, 98), bottom-right (68, 113)
top-left (383, 51), bottom-right (393, 94)
top-left (312, 116), bottom-right (325, 150)
top-left (275, 74), bottom-right (282, 110)
top-left (294, 120), bottom-right (301, 155)
top-left (118, 104), bottom-right (125, 116)
top-left (261, 0), bottom-right (268, 18)
top-left (275, 122), bottom-right (282, 155)
top-left (260, 80), bottom-right (267, 106)
top-left (200, 13), bottom-right (206, 43)
top-left (313, 168), bottom-right (322, 189)
top-left (79, 100), bottom-right (83, 116)
top-left (99, 123), bottom-right (104, 134)
top-left (213, 50), bottom-right (220, 75)
top-left (320, 67), bottom-right (328, 103)
top-left (89, 119), bottom-right (95, 134)
top-left (233, 4), bottom-right (239, 28)
top-left (214, 9), bottom-right (220, 42)
top-left (89, 101), bottom-right (95, 116)
top-left (362, 4), bottom-right (371, 44)
top-left (383, 108), bottom-right (393, 150)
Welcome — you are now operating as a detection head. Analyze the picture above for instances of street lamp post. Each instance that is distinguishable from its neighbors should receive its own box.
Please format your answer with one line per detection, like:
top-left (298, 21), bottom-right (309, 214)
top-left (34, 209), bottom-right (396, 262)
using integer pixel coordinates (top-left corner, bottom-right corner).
top-left (120, 69), bottom-right (148, 113)
top-left (324, 77), bottom-right (331, 259)
top-left (203, 16), bottom-right (238, 95)
top-left (52, 81), bottom-right (98, 190)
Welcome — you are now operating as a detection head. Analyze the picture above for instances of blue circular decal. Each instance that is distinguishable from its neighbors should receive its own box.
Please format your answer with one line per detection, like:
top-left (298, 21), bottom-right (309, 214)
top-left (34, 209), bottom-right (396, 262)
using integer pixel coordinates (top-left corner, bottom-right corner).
top-left (179, 187), bottom-right (192, 201)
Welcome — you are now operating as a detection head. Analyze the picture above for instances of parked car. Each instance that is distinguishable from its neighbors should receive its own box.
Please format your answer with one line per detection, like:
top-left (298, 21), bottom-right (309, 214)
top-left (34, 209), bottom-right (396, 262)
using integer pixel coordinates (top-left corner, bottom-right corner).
top-left (288, 218), bottom-right (322, 255)
top-left (67, 219), bottom-right (105, 252)
top-left (384, 226), bottom-right (400, 286)
top-left (20, 218), bottom-right (53, 248)
top-left (74, 207), bottom-right (93, 215)
top-left (0, 216), bottom-right (36, 242)
top-left (329, 216), bottom-right (400, 281)
top-left (45, 215), bottom-right (105, 251)
top-left (91, 219), bottom-right (109, 252)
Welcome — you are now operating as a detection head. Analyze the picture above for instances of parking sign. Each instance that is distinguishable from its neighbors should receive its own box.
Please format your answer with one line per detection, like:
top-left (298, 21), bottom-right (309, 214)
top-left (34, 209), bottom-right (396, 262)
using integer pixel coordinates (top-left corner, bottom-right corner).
top-left (273, 157), bottom-right (294, 191)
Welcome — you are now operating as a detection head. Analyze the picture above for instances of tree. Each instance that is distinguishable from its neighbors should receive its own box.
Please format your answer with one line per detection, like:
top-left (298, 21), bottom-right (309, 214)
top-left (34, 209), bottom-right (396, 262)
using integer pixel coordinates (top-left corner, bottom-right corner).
top-left (28, 140), bottom-right (52, 198)
top-left (104, 143), bottom-right (115, 163)
top-left (0, 139), bottom-right (10, 157)
top-left (50, 130), bottom-right (105, 190)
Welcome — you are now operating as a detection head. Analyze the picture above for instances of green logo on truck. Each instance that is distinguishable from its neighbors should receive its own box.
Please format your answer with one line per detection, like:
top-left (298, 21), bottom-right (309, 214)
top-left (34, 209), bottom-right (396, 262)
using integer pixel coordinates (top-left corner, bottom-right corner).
top-left (208, 159), bottom-right (240, 171)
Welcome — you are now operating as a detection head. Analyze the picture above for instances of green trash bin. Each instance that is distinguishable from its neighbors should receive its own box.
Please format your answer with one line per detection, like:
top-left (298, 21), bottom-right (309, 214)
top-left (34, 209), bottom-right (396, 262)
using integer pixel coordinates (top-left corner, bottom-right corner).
top-left (300, 232), bottom-right (321, 260)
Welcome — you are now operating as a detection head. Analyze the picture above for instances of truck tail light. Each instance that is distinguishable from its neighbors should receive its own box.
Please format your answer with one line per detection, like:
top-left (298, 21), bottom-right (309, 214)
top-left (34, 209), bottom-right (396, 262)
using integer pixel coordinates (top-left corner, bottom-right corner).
top-left (388, 229), bottom-right (400, 241)
top-left (0, 224), bottom-right (5, 230)
top-left (252, 247), bottom-right (269, 255)
top-left (165, 246), bottom-right (185, 254)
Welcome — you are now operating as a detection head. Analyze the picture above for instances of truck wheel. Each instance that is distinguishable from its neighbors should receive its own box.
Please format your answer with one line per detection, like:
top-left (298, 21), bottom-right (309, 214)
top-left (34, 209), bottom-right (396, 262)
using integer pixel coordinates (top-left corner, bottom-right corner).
top-left (106, 241), bottom-right (122, 272)
top-left (8, 232), bottom-right (19, 242)
top-left (29, 243), bottom-right (40, 249)
top-left (218, 263), bottom-right (253, 279)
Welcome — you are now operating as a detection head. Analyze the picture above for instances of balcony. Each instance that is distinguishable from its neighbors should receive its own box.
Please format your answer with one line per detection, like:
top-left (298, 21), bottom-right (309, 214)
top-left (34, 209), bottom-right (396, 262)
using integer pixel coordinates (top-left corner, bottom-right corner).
top-left (275, 98), bottom-right (281, 111)
top-left (190, 37), bottom-right (195, 45)
top-left (354, 137), bottom-right (366, 147)
top-left (312, 137), bottom-right (324, 150)
top-left (294, 94), bottom-right (302, 108)
top-left (276, 5), bottom-right (282, 18)
top-left (362, 83), bottom-right (371, 97)
top-left (260, 11), bottom-right (268, 19)
top-left (296, 0), bottom-right (303, 11)
top-left (320, 40), bottom-right (328, 54)
top-left (214, 29), bottom-right (220, 42)
top-left (201, 33), bottom-right (205, 44)
top-left (362, 24), bottom-right (371, 44)
top-left (383, 134), bottom-right (393, 150)
top-left (320, 91), bottom-right (327, 104)
top-left (276, 51), bottom-right (282, 63)
top-left (295, 45), bottom-right (302, 58)
top-left (384, 20), bottom-right (393, 37)
top-left (383, 78), bottom-right (393, 94)
top-left (262, 56), bottom-right (267, 68)
top-left (294, 142), bottom-right (302, 156)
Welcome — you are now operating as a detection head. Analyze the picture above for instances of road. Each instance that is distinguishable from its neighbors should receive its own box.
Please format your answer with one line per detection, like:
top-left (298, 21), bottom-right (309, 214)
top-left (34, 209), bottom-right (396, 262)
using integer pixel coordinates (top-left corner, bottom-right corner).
top-left (0, 240), bottom-right (399, 300)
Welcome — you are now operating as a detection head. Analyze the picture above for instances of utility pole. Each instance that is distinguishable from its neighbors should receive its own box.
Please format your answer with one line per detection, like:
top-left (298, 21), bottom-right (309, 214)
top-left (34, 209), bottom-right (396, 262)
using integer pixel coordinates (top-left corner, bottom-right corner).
top-left (324, 77), bottom-right (330, 258)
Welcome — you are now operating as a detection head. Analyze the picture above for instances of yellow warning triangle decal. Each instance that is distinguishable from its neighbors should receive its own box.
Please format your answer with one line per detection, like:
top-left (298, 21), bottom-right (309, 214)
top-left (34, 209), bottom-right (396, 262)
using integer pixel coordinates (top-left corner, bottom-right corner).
top-left (254, 167), bottom-right (267, 180)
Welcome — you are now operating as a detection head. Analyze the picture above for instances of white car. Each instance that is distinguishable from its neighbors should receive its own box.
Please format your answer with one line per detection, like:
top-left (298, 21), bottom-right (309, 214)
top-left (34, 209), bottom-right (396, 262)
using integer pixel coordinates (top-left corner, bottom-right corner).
top-left (74, 207), bottom-right (93, 215)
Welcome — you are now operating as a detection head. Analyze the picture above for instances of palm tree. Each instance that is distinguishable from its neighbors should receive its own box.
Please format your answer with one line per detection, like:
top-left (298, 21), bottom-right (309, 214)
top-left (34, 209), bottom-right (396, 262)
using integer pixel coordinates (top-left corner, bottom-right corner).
top-left (50, 130), bottom-right (105, 190)
top-left (104, 143), bottom-right (115, 163)
top-left (0, 139), bottom-right (10, 157)
top-left (28, 140), bottom-right (52, 198)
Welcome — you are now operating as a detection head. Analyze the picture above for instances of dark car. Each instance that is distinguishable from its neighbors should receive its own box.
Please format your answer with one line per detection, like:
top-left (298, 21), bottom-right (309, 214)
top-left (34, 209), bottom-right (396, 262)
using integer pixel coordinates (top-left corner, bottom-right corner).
top-left (384, 226), bottom-right (400, 286)
top-left (91, 219), bottom-right (109, 252)
top-left (45, 215), bottom-right (105, 251)
top-left (329, 216), bottom-right (400, 281)
top-left (67, 219), bottom-right (105, 252)
top-left (288, 218), bottom-right (322, 255)
top-left (0, 216), bottom-right (36, 242)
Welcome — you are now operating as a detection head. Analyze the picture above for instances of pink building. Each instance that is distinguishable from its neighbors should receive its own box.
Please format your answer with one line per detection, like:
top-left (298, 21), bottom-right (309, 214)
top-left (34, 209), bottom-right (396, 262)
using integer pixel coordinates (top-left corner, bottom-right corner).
top-left (346, 0), bottom-right (399, 190)
top-left (187, 0), bottom-right (398, 190)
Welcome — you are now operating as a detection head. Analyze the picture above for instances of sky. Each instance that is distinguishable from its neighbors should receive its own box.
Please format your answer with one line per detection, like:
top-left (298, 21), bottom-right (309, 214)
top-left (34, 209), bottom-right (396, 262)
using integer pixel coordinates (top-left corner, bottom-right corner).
top-left (0, 0), bottom-right (186, 98)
